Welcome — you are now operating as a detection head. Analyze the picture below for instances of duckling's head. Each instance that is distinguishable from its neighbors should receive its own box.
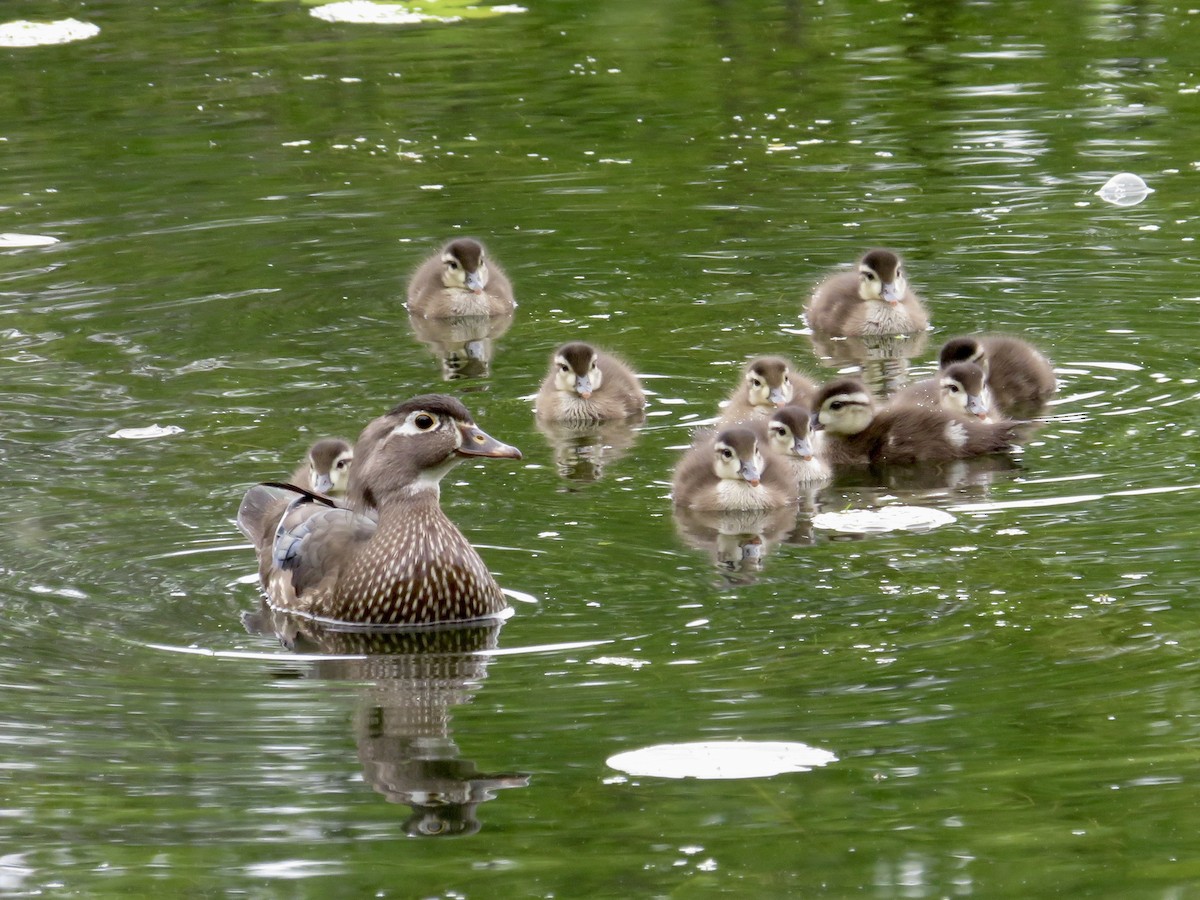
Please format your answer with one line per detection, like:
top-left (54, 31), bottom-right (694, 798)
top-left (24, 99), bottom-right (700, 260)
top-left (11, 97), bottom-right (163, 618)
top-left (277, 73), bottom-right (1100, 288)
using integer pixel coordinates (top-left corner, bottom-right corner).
top-left (812, 378), bottom-right (874, 436)
top-left (767, 406), bottom-right (815, 460)
top-left (439, 239), bottom-right (490, 294)
top-left (348, 394), bottom-right (521, 512)
top-left (306, 438), bottom-right (354, 494)
top-left (712, 427), bottom-right (765, 486)
top-left (741, 356), bottom-right (795, 409)
top-left (550, 342), bottom-right (603, 398)
top-left (939, 336), bottom-right (987, 371)
top-left (940, 362), bottom-right (990, 419)
top-left (856, 249), bottom-right (907, 305)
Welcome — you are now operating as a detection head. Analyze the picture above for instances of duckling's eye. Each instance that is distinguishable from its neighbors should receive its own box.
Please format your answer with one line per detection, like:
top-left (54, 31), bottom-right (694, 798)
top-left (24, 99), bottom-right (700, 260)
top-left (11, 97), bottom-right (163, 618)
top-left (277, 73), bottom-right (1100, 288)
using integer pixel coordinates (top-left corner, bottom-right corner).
top-left (947, 384), bottom-right (961, 394)
top-left (558, 362), bottom-right (570, 372)
top-left (863, 271), bottom-right (876, 281)
top-left (770, 426), bottom-right (785, 438)
top-left (446, 260), bottom-right (460, 270)
top-left (750, 378), bottom-right (763, 388)
top-left (414, 414), bottom-right (436, 430)
top-left (336, 459), bottom-right (349, 470)
top-left (720, 448), bottom-right (734, 459)
top-left (830, 401), bottom-right (845, 411)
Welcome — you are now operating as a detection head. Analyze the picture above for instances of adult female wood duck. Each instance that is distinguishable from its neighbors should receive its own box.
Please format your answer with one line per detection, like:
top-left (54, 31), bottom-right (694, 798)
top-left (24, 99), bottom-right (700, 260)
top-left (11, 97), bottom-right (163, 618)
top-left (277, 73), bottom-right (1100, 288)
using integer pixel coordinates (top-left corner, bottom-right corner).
top-left (290, 438), bottom-right (354, 496)
top-left (534, 341), bottom-right (646, 422)
top-left (671, 426), bottom-right (796, 511)
top-left (892, 362), bottom-right (994, 421)
top-left (938, 334), bottom-right (1056, 416)
top-left (806, 249), bottom-right (930, 336)
top-left (406, 238), bottom-right (515, 319)
top-left (811, 377), bottom-right (1027, 466)
top-left (718, 356), bottom-right (815, 424)
top-left (238, 395), bottom-right (522, 626)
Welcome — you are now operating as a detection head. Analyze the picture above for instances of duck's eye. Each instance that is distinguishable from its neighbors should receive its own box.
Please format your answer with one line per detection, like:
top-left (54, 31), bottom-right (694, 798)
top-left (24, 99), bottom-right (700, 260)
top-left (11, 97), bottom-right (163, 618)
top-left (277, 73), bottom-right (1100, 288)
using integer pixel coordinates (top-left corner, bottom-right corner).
top-left (947, 384), bottom-right (961, 394)
top-left (336, 459), bottom-right (349, 469)
top-left (414, 414), bottom-right (436, 430)
top-left (446, 260), bottom-right (460, 270)
top-left (558, 362), bottom-right (570, 372)
top-left (863, 271), bottom-right (876, 281)
top-left (720, 448), bottom-right (734, 459)
top-left (770, 426), bottom-right (785, 438)
top-left (830, 401), bottom-right (845, 411)
top-left (750, 378), bottom-right (763, 388)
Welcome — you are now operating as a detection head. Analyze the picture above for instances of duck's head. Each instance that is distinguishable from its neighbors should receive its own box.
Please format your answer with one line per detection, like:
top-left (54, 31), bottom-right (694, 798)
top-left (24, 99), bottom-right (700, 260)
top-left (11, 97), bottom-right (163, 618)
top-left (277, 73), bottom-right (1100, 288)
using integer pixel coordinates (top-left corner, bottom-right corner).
top-left (940, 362), bottom-right (990, 419)
top-left (856, 249), bottom-right (907, 305)
top-left (306, 438), bottom-right (354, 494)
top-left (767, 406), bottom-right (815, 460)
top-left (439, 239), bottom-right (490, 294)
top-left (348, 394), bottom-right (521, 511)
top-left (742, 356), bottom-right (795, 409)
top-left (712, 427), bottom-right (765, 486)
top-left (939, 336), bottom-right (987, 371)
top-left (550, 342), bottom-right (603, 399)
top-left (811, 378), bottom-right (874, 436)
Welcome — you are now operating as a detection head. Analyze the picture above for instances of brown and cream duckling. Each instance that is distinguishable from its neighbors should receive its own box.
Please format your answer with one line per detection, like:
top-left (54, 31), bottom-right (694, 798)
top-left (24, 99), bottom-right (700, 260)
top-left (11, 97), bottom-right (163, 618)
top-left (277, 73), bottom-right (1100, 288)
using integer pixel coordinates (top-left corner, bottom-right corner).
top-left (534, 341), bottom-right (646, 423)
top-left (811, 377), bottom-right (1027, 467)
top-left (718, 356), bottom-right (815, 424)
top-left (763, 405), bottom-right (831, 484)
top-left (893, 362), bottom-right (994, 421)
top-left (806, 249), bottom-right (930, 337)
top-left (406, 238), bottom-right (515, 319)
top-left (289, 437), bottom-right (354, 496)
top-left (672, 427), bottom-right (796, 511)
top-left (939, 334), bottom-right (1056, 416)
top-left (237, 395), bottom-right (522, 626)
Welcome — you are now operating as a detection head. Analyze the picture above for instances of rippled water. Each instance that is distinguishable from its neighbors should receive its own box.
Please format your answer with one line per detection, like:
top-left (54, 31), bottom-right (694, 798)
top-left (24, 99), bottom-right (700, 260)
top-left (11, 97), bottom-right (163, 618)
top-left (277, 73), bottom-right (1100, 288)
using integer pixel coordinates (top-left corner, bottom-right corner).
top-left (3, 0), bottom-right (1200, 895)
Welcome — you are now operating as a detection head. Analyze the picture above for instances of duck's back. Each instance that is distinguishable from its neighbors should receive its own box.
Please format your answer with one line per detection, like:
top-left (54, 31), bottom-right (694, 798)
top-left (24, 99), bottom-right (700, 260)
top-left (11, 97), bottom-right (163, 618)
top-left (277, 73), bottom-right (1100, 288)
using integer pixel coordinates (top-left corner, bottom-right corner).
top-left (869, 405), bottom-right (1021, 465)
top-left (980, 335), bottom-right (1056, 413)
top-left (806, 271), bottom-right (864, 334)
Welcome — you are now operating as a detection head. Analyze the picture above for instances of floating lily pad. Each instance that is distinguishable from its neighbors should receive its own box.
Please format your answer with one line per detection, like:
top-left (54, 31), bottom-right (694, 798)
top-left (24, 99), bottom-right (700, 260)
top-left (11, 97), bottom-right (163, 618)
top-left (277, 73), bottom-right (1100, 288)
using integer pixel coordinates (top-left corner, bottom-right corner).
top-left (1096, 173), bottom-right (1154, 207)
top-left (0, 233), bottom-right (60, 248)
top-left (0, 18), bottom-right (100, 47)
top-left (607, 741), bottom-right (837, 780)
top-left (265, 0), bottom-right (526, 25)
top-left (813, 505), bottom-right (955, 534)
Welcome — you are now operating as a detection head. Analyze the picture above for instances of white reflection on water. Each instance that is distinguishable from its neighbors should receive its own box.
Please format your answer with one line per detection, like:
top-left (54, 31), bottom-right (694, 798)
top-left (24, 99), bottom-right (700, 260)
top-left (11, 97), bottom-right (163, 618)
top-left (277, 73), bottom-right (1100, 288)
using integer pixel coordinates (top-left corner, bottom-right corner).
top-left (607, 741), bottom-right (837, 780)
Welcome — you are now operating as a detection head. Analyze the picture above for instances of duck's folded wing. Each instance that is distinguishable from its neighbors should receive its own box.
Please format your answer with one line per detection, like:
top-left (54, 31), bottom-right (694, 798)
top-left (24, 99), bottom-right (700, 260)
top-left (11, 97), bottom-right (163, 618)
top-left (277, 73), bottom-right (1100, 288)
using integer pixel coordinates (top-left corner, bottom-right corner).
top-left (272, 499), bottom-right (377, 598)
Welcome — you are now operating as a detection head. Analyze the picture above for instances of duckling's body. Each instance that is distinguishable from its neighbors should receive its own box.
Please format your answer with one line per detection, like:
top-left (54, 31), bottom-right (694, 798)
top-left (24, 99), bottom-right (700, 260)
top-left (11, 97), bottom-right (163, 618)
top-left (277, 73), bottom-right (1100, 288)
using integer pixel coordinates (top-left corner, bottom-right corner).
top-left (893, 362), bottom-right (995, 421)
top-left (939, 334), bottom-right (1055, 416)
top-left (289, 438), bottom-right (354, 496)
top-left (812, 378), bottom-right (1026, 467)
top-left (762, 405), bottom-right (831, 483)
top-left (672, 427), bottom-right (796, 511)
top-left (406, 239), bottom-right (515, 319)
top-left (806, 249), bottom-right (929, 337)
top-left (534, 342), bottom-right (646, 423)
top-left (718, 356), bottom-right (815, 424)
top-left (238, 395), bottom-right (522, 626)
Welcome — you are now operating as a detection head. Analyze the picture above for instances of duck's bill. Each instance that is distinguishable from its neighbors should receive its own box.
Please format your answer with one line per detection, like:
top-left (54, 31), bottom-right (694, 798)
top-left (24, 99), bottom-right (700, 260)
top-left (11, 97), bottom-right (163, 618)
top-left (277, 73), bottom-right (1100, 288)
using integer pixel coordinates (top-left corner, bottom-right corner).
top-left (457, 423), bottom-right (523, 460)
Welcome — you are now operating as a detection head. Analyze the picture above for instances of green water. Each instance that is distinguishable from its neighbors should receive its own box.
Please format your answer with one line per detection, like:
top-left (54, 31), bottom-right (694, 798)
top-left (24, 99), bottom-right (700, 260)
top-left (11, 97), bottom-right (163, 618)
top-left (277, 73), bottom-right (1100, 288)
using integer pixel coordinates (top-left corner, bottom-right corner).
top-left (3, 0), bottom-right (1200, 896)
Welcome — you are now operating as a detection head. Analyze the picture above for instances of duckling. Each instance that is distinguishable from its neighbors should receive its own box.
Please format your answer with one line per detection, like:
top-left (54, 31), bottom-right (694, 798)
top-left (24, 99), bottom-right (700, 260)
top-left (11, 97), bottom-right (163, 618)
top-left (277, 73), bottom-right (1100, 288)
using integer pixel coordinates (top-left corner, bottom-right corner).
top-left (672, 427), bottom-right (796, 511)
top-left (718, 356), bottom-right (816, 424)
top-left (406, 238), bottom-right (515, 319)
top-left (289, 438), bottom-right (354, 496)
top-left (534, 342), bottom-right (646, 423)
top-left (893, 362), bottom-right (995, 421)
top-left (939, 334), bottom-right (1056, 416)
top-left (806, 249), bottom-right (930, 337)
top-left (811, 377), bottom-right (1027, 466)
top-left (763, 405), bottom-right (831, 483)
top-left (237, 395), bottom-right (522, 626)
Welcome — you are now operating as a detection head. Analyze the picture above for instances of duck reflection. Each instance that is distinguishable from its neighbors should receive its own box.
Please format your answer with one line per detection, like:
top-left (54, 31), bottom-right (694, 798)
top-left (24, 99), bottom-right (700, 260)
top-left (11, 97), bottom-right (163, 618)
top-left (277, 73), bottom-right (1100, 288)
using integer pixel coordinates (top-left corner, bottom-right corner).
top-left (243, 602), bottom-right (528, 836)
top-left (807, 329), bottom-right (928, 398)
top-left (408, 311), bottom-right (514, 380)
top-left (536, 415), bottom-right (643, 482)
top-left (673, 505), bottom-right (800, 585)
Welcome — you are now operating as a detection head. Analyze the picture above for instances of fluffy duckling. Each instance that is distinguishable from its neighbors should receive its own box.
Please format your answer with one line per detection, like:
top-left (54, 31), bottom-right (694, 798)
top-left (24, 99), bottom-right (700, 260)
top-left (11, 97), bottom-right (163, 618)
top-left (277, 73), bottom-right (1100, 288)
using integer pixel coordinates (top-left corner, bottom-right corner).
top-left (811, 377), bottom-right (1027, 466)
top-left (939, 334), bottom-right (1056, 416)
top-left (672, 427), bottom-right (796, 511)
top-left (406, 238), bottom-right (515, 319)
top-left (718, 356), bottom-right (816, 424)
top-left (763, 405), bottom-right (831, 483)
top-left (893, 362), bottom-right (994, 421)
top-left (534, 342), bottom-right (646, 423)
top-left (237, 395), bottom-right (522, 626)
top-left (806, 249), bottom-right (930, 337)
top-left (290, 438), bottom-right (354, 496)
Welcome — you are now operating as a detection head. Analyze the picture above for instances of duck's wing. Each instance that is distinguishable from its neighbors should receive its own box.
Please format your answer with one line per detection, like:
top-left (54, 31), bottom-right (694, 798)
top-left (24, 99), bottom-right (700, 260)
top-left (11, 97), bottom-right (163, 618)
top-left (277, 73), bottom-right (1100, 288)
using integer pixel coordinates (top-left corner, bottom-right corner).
top-left (271, 492), bottom-right (376, 598)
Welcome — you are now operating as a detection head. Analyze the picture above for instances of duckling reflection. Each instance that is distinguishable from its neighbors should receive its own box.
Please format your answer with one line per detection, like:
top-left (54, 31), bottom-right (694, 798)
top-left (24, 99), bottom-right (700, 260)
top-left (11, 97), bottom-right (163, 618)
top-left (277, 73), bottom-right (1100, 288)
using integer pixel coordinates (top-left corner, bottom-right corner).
top-left (806, 329), bottom-right (928, 399)
top-left (673, 505), bottom-right (799, 585)
top-left (242, 603), bottom-right (529, 836)
top-left (407, 311), bottom-right (514, 381)
top-left (536, 415), bottom-right (642, 482)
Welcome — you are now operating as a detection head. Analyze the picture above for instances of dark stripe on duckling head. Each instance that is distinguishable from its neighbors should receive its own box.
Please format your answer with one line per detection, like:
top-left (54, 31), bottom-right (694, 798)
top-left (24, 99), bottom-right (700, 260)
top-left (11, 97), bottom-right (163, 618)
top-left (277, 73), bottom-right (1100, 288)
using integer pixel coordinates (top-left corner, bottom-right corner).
top-left (939, 336), bottom-right (986, 369)
top-left (860, 248), bottom-right (901, 282)
top-left (444, 238), bottom-right (484, 273)
top-left (556, 342), bottom-right (598, 375)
